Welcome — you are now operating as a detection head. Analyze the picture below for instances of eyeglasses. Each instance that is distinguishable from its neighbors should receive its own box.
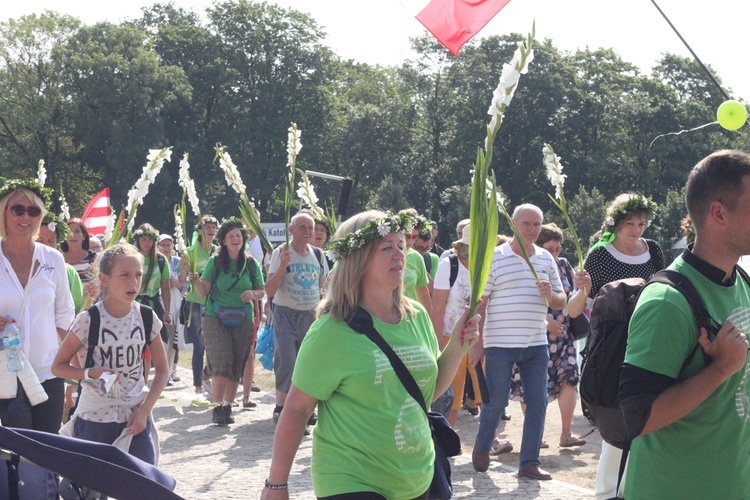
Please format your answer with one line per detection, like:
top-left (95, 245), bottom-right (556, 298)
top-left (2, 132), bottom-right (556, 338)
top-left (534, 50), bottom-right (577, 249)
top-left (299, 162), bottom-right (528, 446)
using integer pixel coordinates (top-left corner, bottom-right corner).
top-left (8, 205), bottom-right (42, 217)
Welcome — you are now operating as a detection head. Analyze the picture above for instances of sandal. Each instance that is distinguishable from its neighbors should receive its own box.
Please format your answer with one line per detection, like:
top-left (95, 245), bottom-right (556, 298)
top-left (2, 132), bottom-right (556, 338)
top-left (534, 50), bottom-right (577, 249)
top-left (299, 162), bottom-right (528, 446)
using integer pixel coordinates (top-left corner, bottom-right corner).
top-left (243, 398), bottom-right (257, 408)
top-left (559, 433), bottom-right (586, 447)
top-left (540, 439), bottom-right (549, 449)
top-left (489, 438), bottom-right (513, 455)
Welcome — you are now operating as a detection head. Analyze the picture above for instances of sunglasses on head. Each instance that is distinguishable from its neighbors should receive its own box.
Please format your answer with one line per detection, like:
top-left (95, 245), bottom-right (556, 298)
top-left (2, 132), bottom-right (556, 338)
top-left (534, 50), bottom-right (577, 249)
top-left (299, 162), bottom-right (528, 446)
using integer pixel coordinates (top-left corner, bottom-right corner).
top-left (8, 205), bottom-right (42, 217)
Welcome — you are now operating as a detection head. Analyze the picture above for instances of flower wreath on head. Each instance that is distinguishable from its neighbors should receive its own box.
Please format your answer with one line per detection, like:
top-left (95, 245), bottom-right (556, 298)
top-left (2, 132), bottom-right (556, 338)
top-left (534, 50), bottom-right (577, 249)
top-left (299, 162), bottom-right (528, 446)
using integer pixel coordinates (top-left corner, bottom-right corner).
top-left (589, 195), bottom-right (658, 253)
top-left (0, 178), bottom-right (53, 208)
top-left (42, 212), bottom-right (72, 245)
top-left (197, 216), bottom-right (219, 229)
top-left (414, 215), bottom-right (433, 237)
top-left (132, 228), bottom-right (159, 242)
top-left (217, 217), bottom-right (248, 242)
top-left (325, 212), bottom-right (415, 261)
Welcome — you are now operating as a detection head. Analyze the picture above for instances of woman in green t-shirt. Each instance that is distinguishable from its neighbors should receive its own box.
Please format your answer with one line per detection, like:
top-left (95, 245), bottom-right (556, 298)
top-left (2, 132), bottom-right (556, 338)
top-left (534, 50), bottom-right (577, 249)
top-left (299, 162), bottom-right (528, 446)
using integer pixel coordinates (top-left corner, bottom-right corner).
top-left (178, 215), bottom-right (218, 394)
top-left (262, 210), bottom-right (479, 499)
top-left (193, 218), bottom-right (265, 426)
top-left (133, 223), bottom-right (171, 384)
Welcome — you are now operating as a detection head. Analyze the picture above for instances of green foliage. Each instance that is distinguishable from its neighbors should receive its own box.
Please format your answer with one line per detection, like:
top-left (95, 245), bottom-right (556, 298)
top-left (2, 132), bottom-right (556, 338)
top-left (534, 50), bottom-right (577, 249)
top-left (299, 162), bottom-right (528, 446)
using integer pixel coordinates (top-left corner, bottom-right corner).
top-left (0, 3), bottom-right (746, 244)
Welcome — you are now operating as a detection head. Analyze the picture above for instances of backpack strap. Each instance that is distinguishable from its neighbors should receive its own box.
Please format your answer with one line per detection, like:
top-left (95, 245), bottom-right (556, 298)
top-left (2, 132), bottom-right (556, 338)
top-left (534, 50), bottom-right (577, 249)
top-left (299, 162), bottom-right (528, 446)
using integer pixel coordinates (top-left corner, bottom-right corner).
top-left (644, 269), bottom-right (720, 368)
top-left (423, 253), bottom-right (432, 274)
top-left (285, 245), bottom-right (325, 276)
top-left (449, 255), bottom-right (459, 288)
top-left (139, 304), bottom-right (154, 349)
top-left (84, 305), bottom-right (101, 369)
top-left (157, 254), bottom-right (166, 274)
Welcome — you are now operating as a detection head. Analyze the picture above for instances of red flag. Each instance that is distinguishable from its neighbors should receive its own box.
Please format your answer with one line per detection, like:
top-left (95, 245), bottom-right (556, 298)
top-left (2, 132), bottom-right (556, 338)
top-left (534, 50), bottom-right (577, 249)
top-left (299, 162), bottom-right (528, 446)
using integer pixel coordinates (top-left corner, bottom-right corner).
top-left (416, 0), bottom-right (512, 55)
top-left (81, 188), bottom-right (111, 236)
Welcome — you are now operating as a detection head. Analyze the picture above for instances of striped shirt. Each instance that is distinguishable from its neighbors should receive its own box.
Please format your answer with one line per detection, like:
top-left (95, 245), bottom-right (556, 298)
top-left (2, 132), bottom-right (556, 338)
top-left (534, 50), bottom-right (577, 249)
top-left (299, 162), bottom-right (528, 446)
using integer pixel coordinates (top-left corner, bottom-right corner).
top-left (482, 242), bottom-right (563, 348)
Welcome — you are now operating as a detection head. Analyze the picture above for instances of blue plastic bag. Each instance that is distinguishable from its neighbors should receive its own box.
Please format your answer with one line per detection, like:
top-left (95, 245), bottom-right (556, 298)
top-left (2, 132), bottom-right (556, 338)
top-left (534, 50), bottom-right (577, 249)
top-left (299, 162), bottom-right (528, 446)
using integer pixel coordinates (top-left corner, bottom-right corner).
top-left (256, 323), bottom-right (274, 371)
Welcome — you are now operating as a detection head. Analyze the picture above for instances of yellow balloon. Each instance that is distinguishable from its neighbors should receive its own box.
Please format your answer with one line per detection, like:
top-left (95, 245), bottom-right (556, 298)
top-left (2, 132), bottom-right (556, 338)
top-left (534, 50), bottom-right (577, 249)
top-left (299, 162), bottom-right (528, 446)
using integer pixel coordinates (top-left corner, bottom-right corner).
top-left (716, 100), bottom-right (748, 131)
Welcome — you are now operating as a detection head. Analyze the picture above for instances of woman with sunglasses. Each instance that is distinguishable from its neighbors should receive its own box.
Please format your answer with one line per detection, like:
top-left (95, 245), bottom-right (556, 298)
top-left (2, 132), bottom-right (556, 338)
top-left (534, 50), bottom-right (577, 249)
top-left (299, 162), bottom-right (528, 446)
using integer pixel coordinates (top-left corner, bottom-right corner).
top-left (0, 179), bottom-right (75, 433)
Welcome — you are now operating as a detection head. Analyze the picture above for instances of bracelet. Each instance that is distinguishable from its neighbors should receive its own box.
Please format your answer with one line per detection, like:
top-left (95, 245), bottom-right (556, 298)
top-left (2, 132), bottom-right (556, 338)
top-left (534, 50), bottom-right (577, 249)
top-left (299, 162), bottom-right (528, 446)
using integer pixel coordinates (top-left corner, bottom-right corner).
top-left (264, 479), bottom-right (288, 490)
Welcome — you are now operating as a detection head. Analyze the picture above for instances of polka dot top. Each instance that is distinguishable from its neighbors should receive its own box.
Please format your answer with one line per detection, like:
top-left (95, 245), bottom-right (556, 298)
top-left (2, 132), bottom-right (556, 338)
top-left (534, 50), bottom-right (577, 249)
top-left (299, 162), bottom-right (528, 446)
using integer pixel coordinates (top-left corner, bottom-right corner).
top-left (585, 239), bottom-right (665, 298)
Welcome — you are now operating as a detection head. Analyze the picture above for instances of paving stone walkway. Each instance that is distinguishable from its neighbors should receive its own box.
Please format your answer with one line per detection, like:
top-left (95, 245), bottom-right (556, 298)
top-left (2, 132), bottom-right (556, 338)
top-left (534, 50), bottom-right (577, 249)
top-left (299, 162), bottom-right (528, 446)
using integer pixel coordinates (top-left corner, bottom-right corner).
top-left (155, 367), bottom-right (595, 499)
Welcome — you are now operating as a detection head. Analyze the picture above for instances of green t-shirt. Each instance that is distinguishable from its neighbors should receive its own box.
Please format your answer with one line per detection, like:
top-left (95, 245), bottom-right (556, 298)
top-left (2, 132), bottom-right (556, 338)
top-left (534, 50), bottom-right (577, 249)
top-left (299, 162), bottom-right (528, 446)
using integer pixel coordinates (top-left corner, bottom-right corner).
top-left (403, 248), bottom-right (428, 300)
top-left (292, 302), bottom-right (438, 498)
top-left (624, 255), bottom-right (750, 499)
top-left (185, 243), bottom-right (217, 305)
top-left (66, 263), bottom-right (83, 312)
top-left (139, 255), bottom-right (171, 297)
top-left (201, 256), bottom-right (264, 319)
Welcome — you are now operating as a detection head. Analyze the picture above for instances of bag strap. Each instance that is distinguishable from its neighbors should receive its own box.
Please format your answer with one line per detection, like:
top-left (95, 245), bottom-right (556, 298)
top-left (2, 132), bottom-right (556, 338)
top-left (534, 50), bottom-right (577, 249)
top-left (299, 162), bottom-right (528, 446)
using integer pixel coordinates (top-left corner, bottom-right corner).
top-left (448, 255), bottom-right (459, 288)
top-left (645, 239), bottom-right (664, 271)
top-left (345, 307), bottom-right (428, 415)
top-left (85, 305), bottom-right (101, 369)
top-left (645, 269), bottom-right (720, 368)
top-left (423, 252), bottom-right (432, 274)
top-left (140, 303), bottom-right (153, 348)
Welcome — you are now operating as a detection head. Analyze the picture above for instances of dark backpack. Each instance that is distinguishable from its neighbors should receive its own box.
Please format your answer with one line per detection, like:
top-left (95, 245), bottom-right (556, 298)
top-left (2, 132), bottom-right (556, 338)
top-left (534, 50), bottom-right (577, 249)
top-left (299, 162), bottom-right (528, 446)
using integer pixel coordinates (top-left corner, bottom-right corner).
top-left (579, 268), bottom-right (728, 450)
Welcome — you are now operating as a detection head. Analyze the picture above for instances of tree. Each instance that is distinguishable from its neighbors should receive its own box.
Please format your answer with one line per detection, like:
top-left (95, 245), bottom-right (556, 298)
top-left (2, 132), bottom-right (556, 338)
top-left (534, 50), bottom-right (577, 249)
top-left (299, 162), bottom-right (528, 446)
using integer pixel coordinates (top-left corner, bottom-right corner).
top-left (54, 21), bottom-right (191, 222)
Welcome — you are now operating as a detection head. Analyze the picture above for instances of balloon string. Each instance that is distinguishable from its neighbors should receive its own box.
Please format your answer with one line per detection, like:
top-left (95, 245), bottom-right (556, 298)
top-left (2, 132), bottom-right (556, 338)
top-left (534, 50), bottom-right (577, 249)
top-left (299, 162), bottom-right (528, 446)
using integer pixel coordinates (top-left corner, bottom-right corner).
top-left (649, 121), bottom-right (718, 147)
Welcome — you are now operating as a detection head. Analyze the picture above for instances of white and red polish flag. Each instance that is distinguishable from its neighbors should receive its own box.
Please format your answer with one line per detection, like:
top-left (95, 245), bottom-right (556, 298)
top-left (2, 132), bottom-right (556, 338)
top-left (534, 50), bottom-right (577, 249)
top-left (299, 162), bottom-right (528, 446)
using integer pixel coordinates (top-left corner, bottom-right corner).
top-left (410, 0), bottom-right (513, 55)
top-left (81, 188), bottom-right (111, 236)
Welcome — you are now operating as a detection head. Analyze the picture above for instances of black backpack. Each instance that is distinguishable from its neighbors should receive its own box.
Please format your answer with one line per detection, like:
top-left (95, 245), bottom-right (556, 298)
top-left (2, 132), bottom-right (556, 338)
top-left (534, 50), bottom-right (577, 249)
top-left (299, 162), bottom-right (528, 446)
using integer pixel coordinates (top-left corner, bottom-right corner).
top-left (579, 268), bottom-right (727, 450)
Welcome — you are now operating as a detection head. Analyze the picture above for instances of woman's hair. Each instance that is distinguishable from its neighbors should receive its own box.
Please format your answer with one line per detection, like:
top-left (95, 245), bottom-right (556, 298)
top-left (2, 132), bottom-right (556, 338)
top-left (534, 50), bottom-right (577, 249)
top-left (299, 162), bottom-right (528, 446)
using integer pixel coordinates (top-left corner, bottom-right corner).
top-left (60, 218), bottom-right (90, 252)
top-left (318, 210), bottom-right (416, 322)
top-left (133, 223), bottom-right (158, 294)
top-left (216, 219), bottom-right (248, 274)
top-left (536, 223), bottom-right (564, 247)
top-left (0, 188), bottom-right (46, 239)
top-left (97, 243), bottom-right (143, 299)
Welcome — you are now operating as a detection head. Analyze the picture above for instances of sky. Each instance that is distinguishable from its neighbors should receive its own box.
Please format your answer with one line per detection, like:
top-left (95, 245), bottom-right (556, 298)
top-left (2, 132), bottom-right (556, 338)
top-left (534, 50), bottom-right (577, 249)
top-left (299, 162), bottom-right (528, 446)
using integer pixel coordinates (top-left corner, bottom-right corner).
top-left (4, 0), bottom-right (749, 102)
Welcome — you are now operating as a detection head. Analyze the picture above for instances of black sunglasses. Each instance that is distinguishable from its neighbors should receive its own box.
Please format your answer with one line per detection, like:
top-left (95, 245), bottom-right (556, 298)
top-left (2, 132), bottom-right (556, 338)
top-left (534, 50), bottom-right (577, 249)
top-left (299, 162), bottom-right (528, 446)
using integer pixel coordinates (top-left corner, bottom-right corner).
top-left (8, 204), bottom-right (42, 217)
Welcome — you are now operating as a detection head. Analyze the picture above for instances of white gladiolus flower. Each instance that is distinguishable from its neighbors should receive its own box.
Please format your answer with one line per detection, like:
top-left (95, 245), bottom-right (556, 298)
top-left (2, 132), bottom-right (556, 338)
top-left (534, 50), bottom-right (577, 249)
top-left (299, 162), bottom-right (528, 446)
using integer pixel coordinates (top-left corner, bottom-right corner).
top-left (59, 195), bottom-right (70, 221)
top-left (178, 154), bottom-right (200, 217)
top-left (47, 222), bottom-right (56, 232)
top-left (326, 249), bottom-right (338, 261)
top-left (287, 123), bottom-right (302, 167)
top-left (37, 160), bottom-right (46, 186)
top-left (105, 211), bottom-right (115, 239)
top-left (217, 148), bottom-right (247, 195)
top-left (543, 144), bottom-right (567, 201)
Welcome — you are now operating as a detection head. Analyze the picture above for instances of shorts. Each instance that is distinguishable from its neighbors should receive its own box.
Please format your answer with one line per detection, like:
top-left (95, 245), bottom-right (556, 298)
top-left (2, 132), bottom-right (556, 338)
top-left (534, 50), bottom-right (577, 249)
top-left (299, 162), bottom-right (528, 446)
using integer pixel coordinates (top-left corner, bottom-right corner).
top-left (73, 416), bottom-right (155, 464)
top-left (202, 316), bottom-right (254, 380)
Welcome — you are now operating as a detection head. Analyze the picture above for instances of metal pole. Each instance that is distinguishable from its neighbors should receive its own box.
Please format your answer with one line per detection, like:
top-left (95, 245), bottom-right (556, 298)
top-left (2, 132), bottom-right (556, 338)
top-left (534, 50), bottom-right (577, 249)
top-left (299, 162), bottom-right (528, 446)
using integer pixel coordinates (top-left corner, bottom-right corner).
top-left (650, 0), bottom-right (731, 101)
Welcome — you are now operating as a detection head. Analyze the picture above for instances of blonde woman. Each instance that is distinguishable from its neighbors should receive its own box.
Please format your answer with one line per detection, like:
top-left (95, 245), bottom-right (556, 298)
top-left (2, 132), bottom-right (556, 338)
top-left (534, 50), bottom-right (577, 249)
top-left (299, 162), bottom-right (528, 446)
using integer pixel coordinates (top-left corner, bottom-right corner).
top-left (262, 210), bottom-right (479, 499)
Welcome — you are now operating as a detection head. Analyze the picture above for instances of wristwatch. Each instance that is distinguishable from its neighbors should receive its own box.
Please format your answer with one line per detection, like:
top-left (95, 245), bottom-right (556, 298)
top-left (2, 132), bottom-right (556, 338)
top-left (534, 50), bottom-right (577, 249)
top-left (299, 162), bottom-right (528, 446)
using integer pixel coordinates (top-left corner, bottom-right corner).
top-left (84, 368), bottom-right (95, 382)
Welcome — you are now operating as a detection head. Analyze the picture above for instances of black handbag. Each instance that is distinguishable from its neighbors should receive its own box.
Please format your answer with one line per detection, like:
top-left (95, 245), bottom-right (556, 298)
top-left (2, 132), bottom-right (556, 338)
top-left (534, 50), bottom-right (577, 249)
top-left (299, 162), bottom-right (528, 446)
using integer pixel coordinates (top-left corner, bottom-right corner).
top-left (568, 313), bottom-right (590, 341)
top-left (346, 308), bottom-right (460, 500)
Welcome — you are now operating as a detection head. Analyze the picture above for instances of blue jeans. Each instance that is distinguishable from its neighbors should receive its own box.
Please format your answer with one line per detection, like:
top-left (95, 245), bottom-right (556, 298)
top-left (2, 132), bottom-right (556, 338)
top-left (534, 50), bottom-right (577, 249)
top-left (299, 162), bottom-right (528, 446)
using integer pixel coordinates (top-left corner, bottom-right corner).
top-left (184, 302), bottom-right (206, 388)
top-left (476, 345), bottom-right (549, 469)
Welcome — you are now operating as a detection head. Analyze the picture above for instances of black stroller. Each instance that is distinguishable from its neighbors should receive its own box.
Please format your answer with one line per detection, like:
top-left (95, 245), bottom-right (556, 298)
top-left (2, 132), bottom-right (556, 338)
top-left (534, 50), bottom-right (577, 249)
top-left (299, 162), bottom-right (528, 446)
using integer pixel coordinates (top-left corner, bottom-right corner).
top-left (0, 426), bottom-right (182, 499)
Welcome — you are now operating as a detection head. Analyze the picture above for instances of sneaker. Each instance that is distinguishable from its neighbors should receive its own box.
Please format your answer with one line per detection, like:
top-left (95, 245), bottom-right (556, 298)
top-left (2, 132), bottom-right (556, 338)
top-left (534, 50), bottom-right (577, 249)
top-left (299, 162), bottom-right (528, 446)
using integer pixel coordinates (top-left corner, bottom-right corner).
top-left (212, 405), bottom-right (226, 425)
top-left (273, 406), bottom-right (283, 424)
top-left (223, 405), bottom-right (235, 424)
top-left (304, 426), bottom-right (311, 436)
top-left (171, 373), bottom-right (181, 382)
top-left (307, 410), bottom-right (317, 426)
top-left (489, 438), bottom-right (513, 456)
top-left (251, 382), bottom-right (261, 393)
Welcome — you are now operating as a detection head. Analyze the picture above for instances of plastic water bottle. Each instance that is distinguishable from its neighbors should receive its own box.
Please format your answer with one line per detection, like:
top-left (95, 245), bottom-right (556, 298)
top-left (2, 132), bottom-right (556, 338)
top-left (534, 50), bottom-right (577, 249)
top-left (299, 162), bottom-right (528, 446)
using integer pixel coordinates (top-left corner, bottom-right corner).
top-left (3, 316), bottom-right (23, 373)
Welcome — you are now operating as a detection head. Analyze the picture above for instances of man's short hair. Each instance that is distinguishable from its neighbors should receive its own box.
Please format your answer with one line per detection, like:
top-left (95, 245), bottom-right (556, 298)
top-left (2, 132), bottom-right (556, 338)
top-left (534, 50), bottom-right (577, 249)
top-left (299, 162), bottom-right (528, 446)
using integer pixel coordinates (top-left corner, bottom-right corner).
top-left (291, 212), bottom-right (315, 226)
top-left (686, 150), bottom-right (750, 229)
top-left (511, 204), bottom-right (543, 220)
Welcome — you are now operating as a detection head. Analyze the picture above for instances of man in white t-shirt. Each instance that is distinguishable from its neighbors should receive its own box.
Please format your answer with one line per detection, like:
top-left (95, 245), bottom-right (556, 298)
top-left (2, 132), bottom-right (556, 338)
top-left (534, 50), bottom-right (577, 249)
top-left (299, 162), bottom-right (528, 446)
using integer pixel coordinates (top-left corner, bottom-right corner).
top-left (469, 204), bottom-right (566, 480)
top-left (265, 213), bottom-right (328, 423)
